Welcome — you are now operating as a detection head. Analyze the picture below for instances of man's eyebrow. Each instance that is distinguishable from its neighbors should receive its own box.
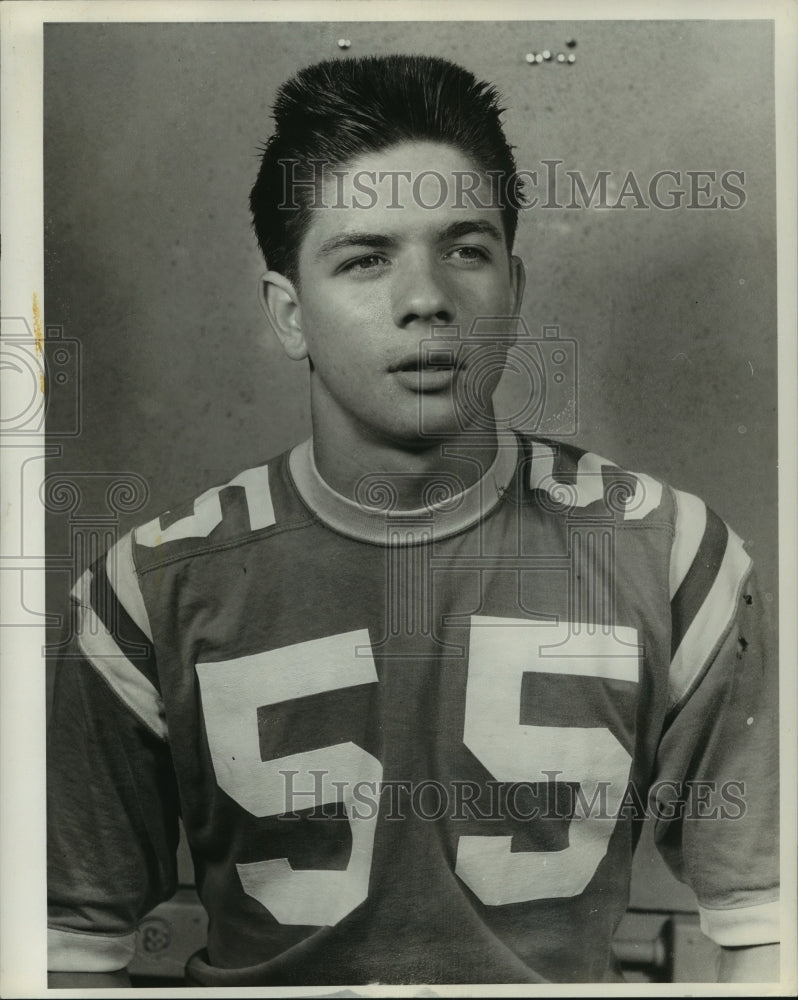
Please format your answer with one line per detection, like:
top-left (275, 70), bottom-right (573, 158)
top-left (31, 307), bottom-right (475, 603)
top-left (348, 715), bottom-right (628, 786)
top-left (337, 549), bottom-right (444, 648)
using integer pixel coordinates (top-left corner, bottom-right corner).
top-left (315, 233), bottom-right (396, 258)
top-left (314, 220), bottom-right (505, 259)
top-left (439, 220), bottom-right (505, 243)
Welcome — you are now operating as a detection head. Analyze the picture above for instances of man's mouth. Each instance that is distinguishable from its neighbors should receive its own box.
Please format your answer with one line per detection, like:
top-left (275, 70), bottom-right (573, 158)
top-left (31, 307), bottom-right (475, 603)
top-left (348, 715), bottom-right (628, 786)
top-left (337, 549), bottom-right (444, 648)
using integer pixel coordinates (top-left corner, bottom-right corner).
top-left (389, 352), bottom-right (462, 374)
top-left (389, 353), bottom-right (462, 392)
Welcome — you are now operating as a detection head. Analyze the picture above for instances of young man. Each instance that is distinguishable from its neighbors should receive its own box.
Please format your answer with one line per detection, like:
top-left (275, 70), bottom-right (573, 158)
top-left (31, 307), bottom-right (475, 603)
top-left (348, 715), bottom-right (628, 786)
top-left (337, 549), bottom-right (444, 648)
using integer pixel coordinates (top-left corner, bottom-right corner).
top-left (47, 54), bottom-right (779, 986)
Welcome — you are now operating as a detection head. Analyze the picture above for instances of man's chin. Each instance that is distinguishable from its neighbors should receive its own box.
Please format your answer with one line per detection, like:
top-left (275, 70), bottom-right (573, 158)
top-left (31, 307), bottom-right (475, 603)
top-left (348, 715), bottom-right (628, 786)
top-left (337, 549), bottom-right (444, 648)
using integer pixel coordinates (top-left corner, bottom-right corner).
top-left (412, 397), bottom-right (500, 444)
top-left (385, 414), bottom-right (499, 450)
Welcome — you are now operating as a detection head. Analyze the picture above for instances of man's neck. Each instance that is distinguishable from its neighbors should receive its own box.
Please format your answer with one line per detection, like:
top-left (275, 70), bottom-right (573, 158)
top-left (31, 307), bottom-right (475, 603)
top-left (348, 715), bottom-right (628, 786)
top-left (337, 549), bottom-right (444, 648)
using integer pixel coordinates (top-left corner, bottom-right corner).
top-left (310, 420), bottom-right (500, 510)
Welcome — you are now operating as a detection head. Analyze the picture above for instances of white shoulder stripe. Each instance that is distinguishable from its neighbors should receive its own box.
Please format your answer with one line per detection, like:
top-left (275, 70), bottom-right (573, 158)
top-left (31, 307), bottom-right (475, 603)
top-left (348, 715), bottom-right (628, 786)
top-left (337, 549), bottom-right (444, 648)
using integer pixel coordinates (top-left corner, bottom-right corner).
top-left (668, 528), bottom-right (752, 707)
top-left (70, 565), bottom-right (90, 605)
top-left (72, 570), bottom-right (167, 740)
top-left (698, 898), bottom-right (780, 947)
top-left (48, 926), bottom-right (137, 972)
top-left (228, 463), bottom-right (275, 531)
top-left (669, 489), bottom-right (707, 598)
top-left (106, 531), bottom-right (152, 640)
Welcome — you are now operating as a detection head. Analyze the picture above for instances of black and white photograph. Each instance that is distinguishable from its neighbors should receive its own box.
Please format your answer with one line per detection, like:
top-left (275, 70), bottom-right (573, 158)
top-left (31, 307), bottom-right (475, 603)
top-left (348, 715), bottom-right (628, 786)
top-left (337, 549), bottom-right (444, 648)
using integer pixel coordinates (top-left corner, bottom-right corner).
top-left (1, 1), bottom-right (795, 994)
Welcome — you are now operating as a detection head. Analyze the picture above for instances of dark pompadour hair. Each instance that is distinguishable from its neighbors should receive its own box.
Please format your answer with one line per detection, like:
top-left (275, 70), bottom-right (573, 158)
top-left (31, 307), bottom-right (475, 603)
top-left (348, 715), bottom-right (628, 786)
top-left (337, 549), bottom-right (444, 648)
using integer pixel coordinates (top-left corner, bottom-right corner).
top-left (249, 54), bottom-right (523, 282)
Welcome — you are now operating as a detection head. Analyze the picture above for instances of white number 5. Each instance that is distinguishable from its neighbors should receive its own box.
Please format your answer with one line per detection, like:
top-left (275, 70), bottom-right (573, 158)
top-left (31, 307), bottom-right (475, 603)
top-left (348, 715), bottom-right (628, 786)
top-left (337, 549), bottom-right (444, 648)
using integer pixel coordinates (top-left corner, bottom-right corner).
top-left (456, 617), bottom-right (638, 905)
top-left (196, 630), bottom-right (382, 927)
top-left (197, 621), bottom-right (638, 926)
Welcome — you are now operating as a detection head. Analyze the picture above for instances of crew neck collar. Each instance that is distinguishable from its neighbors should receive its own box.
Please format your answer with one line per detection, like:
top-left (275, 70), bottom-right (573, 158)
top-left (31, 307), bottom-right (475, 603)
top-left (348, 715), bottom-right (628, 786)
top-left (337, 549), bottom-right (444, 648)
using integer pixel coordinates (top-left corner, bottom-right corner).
top-left (288, 435), bottom-right (519, 545)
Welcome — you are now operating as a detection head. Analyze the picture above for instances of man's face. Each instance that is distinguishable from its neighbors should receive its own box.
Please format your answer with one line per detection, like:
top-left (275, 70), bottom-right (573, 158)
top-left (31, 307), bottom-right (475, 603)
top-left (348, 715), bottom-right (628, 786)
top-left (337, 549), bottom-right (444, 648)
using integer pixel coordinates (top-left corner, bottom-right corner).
top-left (284, 141), bottom-right (525, 449)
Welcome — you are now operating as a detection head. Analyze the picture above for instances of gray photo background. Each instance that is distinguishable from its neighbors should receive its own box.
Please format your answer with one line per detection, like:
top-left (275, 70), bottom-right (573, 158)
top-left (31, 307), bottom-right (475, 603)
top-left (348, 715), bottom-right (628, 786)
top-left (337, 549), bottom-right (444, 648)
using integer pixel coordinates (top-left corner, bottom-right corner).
top-left (43, 19), bottom-right (777, 922)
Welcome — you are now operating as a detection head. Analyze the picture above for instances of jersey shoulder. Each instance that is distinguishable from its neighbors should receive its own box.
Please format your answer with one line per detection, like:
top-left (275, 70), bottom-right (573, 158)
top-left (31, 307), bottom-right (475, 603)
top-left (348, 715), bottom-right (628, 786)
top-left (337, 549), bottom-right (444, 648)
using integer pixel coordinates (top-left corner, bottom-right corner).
top-left (518, 434), bottom-right (674, 527)
top-left (131, 449), bottom-right (309, 574)
top-left (518, 433), bottom-right (752, 612)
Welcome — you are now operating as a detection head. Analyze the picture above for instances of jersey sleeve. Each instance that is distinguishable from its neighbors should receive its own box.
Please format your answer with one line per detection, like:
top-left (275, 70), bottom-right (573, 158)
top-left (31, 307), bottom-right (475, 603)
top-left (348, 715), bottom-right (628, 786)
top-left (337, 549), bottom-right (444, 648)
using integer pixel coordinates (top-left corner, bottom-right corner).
top-left (650, 489), bottom-right (779, 947)
top-left (47, 531), bottom-right (180, 972)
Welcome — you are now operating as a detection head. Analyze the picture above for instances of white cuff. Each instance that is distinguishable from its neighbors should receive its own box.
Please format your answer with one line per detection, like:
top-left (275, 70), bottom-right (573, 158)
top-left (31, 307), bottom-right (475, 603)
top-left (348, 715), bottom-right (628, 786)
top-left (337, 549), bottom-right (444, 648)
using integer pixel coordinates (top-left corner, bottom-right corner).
top-left (48, 926), bottom-right (137, 972)
top-left (698, 897), bottom-right (780, 946)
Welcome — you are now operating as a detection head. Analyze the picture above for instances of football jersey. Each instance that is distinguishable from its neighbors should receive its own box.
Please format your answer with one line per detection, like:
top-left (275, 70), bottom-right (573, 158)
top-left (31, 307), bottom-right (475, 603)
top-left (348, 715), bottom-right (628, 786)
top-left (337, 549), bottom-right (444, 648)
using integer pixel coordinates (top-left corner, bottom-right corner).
top-left (47, 433), bottom-right (779, 984)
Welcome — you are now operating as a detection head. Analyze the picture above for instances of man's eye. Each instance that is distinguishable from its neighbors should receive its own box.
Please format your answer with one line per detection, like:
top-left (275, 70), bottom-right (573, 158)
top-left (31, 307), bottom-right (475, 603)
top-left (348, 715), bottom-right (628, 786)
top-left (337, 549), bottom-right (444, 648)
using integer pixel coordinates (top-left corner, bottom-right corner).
top-left (447, 246), bottom-right (489, 264)
top-left (341, 254), bottom-right (389, 273)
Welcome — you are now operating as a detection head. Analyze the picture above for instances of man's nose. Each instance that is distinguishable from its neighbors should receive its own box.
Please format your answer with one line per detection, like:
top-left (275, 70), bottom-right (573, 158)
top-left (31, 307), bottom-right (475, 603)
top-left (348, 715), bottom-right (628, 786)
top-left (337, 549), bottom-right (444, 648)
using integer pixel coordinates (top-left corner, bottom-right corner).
top-left (392, 253), bottom-right (455, 327)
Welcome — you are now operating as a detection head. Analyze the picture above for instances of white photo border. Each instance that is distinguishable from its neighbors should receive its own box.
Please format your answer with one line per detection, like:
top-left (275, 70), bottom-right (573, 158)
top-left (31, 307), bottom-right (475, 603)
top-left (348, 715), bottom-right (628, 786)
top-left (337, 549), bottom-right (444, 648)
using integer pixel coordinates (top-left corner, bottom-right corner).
top-left (1, 1), bottom-right (795, 996)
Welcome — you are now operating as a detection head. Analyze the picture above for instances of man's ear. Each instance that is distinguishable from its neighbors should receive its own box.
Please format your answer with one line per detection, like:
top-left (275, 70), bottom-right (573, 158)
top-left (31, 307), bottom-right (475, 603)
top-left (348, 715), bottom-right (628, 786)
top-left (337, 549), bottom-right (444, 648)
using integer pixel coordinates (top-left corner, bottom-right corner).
top-left (257, 271), bottom-right (307, 361)
top-left (509, 254), bottom-right (526, 315)
top-left (501, 255), bottom-right (527, 349)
